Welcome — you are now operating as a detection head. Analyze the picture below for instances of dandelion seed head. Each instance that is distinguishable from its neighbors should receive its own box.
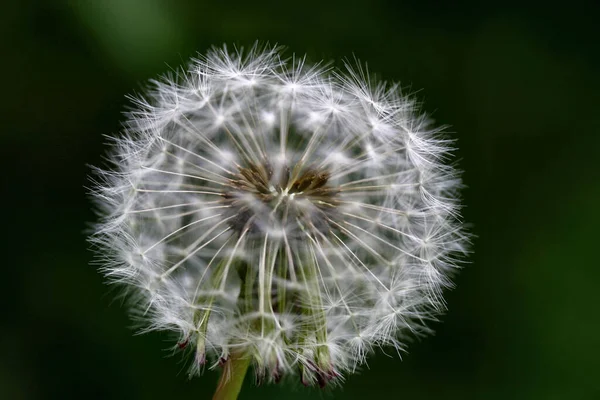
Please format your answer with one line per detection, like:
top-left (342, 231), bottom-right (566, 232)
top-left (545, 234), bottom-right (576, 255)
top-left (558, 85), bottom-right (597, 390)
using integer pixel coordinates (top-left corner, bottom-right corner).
top-left (89, 43), bottom-right (468, 386)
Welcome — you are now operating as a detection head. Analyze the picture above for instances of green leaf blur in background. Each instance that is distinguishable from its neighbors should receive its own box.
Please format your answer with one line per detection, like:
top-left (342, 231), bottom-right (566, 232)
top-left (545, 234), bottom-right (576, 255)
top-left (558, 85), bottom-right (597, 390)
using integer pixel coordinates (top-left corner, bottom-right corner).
top-left (2, 0), bottom-right (598, 399)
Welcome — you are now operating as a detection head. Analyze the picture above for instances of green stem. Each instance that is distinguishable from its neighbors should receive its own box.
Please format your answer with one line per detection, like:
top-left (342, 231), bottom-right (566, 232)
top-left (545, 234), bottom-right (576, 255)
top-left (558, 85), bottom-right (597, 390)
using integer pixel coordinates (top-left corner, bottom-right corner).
top-left (212, 353), bottom-right (251, 400)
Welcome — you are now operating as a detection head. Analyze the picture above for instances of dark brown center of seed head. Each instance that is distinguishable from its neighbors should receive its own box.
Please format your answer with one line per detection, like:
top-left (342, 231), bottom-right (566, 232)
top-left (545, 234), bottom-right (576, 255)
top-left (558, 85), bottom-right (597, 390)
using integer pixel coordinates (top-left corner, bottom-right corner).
top-left (221, 161), bottom-right (339, 234)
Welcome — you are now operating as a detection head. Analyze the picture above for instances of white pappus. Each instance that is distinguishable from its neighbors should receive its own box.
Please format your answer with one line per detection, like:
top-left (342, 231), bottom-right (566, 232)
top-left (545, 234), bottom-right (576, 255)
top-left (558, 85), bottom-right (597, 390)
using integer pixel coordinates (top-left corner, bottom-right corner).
top-left (89, 43), bottom-right (469, 387)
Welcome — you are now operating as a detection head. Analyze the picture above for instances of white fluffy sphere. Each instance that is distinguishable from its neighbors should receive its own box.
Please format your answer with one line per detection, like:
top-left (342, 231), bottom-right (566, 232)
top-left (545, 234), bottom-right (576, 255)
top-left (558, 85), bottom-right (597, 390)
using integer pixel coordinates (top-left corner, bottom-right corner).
top-left (89, 44), bottom-right (468, 386)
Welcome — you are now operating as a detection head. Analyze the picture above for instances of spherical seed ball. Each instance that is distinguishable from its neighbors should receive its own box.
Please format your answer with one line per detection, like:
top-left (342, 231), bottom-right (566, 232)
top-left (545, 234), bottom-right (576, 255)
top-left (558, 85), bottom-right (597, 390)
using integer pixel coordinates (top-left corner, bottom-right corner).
top-left (89, 43), bottom-right (468, 386)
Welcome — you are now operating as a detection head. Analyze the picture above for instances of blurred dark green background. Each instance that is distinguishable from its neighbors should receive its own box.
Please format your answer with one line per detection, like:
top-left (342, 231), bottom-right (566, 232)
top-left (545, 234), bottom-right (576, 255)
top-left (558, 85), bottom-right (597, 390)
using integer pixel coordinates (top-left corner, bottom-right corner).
top-left (3, 1), bottom-right (599, 399)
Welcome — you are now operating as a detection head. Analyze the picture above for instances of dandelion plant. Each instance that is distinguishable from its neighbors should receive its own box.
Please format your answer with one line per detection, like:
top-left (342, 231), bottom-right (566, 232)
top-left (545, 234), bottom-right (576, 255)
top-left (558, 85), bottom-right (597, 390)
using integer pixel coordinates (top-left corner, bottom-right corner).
top-left (89, 43), bottom-right (468, 399)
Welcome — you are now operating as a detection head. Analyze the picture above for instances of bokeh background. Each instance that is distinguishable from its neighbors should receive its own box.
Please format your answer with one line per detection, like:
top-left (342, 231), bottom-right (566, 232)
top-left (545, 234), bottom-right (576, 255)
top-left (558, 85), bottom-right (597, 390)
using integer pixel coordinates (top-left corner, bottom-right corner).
top-left (3, 1), bottom-right (599, 399)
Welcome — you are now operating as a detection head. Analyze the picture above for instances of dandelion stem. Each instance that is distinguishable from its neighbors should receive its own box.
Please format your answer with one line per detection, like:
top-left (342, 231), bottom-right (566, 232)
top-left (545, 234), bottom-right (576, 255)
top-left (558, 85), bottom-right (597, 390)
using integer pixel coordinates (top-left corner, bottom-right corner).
top-left (212, 353), bottom-right (251, 400)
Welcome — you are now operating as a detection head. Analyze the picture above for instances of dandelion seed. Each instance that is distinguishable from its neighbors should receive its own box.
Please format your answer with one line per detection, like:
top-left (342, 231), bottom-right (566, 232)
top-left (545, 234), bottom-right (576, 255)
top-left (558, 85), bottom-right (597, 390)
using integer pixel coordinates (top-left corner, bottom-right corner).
top-left (89, 43), bottom-right (468, 392)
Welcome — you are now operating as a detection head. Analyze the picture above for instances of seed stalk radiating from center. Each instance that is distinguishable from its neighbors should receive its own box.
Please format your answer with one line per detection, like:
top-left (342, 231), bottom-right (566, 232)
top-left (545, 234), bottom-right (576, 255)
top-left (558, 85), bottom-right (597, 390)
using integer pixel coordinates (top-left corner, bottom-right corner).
top-left (214, 160), bottom-right (340, 384)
